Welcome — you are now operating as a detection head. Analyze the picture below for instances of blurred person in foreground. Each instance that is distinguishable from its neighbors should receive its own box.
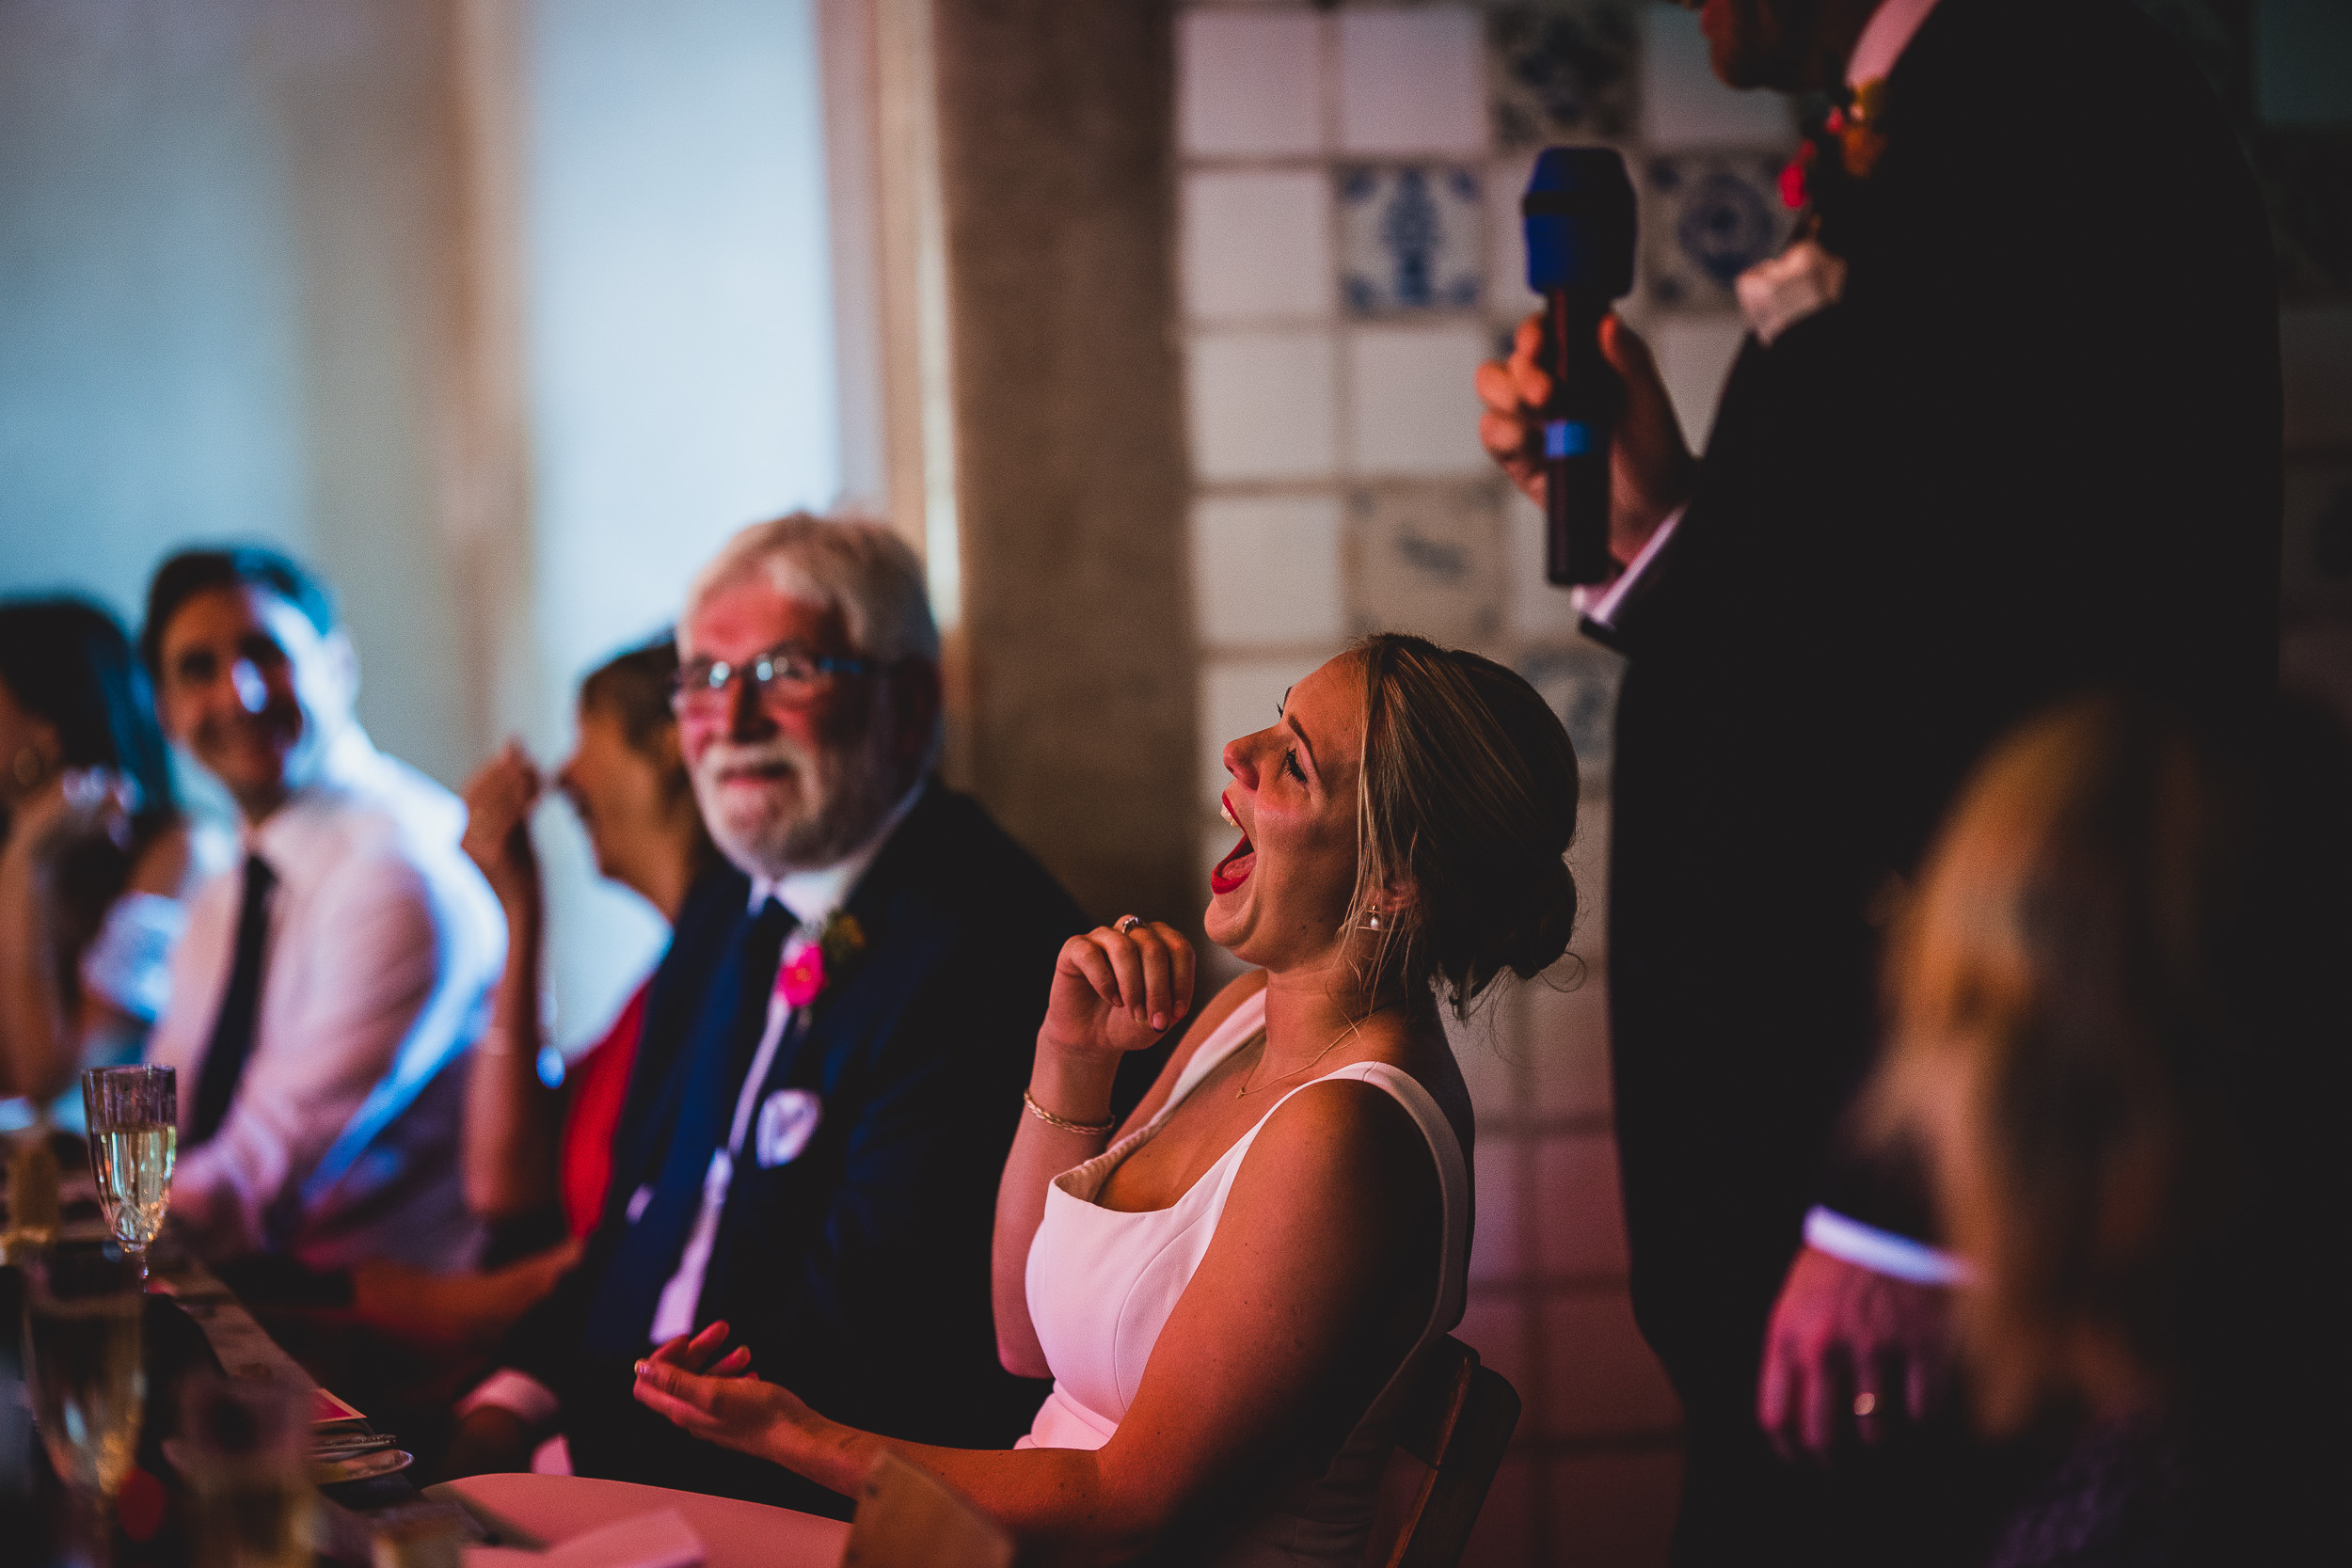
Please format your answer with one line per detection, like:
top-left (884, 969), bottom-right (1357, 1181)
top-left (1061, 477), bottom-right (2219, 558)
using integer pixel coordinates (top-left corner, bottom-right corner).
top-left (632, 635), bottom-right (1577, 1564)
top-left (1474, 0), bottom-right (2280, 1557)
top-left (1870, 694), bottom-right (2349, 1564)
top-left (444, 515), bottom-right (1087, 1513)
top-left (457, 635), bottom-right (722, 1254)
top-left (139, 547), bottom-right (504, 1275)
top-left (1, 599), bottom-right (201, 1117)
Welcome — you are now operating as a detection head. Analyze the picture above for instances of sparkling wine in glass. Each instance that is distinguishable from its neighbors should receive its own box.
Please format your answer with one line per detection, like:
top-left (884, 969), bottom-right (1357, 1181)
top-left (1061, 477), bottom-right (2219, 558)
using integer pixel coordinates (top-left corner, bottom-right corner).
top-left (81, 1066), bottom-right (176, 1264)
top-left (24, 1243), bottom-right (147, 1567)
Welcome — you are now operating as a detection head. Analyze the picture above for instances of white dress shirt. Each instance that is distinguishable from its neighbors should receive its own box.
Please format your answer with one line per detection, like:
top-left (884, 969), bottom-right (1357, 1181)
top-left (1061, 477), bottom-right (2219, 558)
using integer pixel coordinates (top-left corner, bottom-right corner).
top-left (460, 780), bottom-right (924, 1438)
top-left (146, 725), bottom-right (504, 1271)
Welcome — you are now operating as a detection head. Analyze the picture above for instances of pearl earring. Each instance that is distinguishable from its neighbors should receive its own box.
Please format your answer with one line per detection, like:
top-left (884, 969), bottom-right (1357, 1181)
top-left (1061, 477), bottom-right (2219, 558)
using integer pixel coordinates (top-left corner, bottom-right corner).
top-left (1362, 911), bottom-right (1383, 931)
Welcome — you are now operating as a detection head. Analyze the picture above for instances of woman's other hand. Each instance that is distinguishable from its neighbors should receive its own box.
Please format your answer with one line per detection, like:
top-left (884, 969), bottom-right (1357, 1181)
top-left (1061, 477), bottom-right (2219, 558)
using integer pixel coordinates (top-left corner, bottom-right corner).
top-left (642, 1319), bottom-right (755, 1380)
top-left (634, 1325), bottom-right (816, 1468)
top-left (1040, 920), bottom-right (1197, 1059)
top-left (461, 740), bottom-right (543, 908)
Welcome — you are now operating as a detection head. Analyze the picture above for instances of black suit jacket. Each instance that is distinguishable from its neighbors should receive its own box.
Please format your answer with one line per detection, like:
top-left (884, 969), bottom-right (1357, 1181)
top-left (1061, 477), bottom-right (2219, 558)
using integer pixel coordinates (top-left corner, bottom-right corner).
top-left (501, 784), bottom-right (1086, 1513)
top-left (1602, 0), bottom-right (2280, 1414)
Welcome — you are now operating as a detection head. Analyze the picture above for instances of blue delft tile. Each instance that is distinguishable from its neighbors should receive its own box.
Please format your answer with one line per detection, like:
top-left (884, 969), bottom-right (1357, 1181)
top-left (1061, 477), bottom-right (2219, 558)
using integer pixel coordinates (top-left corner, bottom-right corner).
top-left (1344, 483), bottom-right (1505, 645)
top-left (1339, 165), bottom-right (1486, 316)
top-left (1487, 3), bottom-right (1639, 148)
top-left (1642, 151), bottom-right (1794, 311)
top-left (1519, 642), bottom-right (1622, 782)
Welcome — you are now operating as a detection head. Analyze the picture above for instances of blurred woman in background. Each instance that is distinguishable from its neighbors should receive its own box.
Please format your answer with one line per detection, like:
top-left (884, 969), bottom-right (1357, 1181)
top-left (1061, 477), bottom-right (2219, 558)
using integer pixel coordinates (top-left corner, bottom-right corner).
top-left (460, 635), bottom-right (719, 1252)
top-left (0, 597), bottom-right (201, 1117)
top-left (323, 638), bottom-right (715, 1372)
top-left (1871, 695), bottom-right (2347, 1565)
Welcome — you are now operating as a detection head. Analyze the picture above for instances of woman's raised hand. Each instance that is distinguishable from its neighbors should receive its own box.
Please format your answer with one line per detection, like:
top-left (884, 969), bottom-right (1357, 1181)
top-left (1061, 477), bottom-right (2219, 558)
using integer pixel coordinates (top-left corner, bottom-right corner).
top-left (460, 740), bottom-right (543, 906)
top-left (12, 767), bottom-right (136, 858)
top-left (1041, 920), bottom-right (1197, 1058)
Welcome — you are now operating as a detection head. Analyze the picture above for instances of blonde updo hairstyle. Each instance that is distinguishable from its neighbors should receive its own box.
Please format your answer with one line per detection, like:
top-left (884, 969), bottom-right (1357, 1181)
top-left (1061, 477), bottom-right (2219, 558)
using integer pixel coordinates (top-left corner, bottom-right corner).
top-left (1345, 634), bottom-right (1582, 1016)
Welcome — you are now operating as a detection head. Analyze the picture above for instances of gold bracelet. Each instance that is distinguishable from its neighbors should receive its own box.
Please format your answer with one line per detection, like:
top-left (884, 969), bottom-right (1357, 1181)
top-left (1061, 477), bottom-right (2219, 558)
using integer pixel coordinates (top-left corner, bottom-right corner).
top-left (1023, 1090), bottom-right (1115, 1137)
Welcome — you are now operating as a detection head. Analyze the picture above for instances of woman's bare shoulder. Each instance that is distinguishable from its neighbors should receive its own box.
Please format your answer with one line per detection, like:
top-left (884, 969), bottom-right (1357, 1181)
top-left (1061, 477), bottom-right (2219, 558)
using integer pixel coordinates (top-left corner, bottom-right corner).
top-left (1222, 1075), bottom-right (1439, 1262)
top-left (1243, 1017), bottom-right (1463, 1201)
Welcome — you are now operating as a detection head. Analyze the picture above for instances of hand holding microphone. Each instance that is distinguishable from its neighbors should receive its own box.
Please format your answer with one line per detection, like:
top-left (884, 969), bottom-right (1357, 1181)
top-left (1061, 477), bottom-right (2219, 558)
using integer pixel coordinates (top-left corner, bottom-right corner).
top-left (1474, 149), bottom-right (1696, 581)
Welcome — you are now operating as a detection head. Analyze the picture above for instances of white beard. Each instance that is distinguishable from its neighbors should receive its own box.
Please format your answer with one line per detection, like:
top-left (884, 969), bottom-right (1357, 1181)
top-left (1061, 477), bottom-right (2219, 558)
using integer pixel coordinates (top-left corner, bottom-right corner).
top-left (693, 727), bottom-right (898, 879)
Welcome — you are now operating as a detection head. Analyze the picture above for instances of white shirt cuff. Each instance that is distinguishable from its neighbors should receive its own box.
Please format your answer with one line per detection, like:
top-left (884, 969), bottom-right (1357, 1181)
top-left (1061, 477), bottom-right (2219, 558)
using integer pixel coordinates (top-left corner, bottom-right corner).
top-left (457, 1369), bottom-right (562, 1431)
top-left (1575, 505), bottom-right (1684, 629)
top-left (1804, 1205), bottom-right (1972, 1287)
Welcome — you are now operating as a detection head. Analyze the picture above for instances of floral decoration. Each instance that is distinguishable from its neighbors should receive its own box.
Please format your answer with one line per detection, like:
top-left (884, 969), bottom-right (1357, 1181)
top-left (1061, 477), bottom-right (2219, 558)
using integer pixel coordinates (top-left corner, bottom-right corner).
top-left (778, 911), bottom-right (866, 1008)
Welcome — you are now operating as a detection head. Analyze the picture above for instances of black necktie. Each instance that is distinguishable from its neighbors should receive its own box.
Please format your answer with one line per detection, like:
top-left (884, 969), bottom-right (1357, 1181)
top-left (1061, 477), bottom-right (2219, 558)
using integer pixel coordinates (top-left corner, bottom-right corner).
top-left (190, 854), bottom-right (278, 1146)
top-left (583, 895), bottom-right (794, 1354)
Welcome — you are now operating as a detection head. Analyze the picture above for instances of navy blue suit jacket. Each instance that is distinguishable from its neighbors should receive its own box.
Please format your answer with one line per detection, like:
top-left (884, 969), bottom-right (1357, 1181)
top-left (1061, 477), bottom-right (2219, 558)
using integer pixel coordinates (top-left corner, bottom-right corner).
top-left (501, 784), bottom-right (1086, 1513)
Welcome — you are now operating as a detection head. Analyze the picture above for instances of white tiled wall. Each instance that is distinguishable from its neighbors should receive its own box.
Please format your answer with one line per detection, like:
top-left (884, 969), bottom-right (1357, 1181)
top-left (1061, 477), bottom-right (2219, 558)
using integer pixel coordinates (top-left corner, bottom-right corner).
top-left (1335, 8), bottom-right (1490, 155)
top-left (1183, 170), bottom-right (1334, 320)
top-left (1192, 494), bottom-right (1347, 646)
top-left (1343, 324), bottom-right (1495, 473)
top-left (1176, 6), bottom-right (1797, 1563)
top-left (1177, 10), bottom-right (1325, 157)
top-left (1187, 330), bottom-right (1339, 481)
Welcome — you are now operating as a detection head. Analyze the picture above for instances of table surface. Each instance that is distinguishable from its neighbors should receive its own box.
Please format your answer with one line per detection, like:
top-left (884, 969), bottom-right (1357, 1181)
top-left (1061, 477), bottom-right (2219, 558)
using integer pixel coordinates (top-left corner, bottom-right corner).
top-left (8, 1158), bottom-right (852, 1565)
top-left (432, 1473), bottom-right (852, 1568)
top-left (6, 1150), bottom-right (476, 1561)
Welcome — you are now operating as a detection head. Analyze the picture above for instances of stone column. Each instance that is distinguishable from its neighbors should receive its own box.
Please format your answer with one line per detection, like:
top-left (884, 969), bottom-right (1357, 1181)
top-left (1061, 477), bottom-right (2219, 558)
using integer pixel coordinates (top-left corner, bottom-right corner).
top-left (930, 0), bottom-right (1197, 927)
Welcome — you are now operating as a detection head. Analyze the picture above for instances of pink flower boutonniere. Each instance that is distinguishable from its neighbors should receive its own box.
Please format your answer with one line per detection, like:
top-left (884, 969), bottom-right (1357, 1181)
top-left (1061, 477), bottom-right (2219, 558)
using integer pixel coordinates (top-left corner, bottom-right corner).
top-left (778, 911), bottom-right (866, 1008)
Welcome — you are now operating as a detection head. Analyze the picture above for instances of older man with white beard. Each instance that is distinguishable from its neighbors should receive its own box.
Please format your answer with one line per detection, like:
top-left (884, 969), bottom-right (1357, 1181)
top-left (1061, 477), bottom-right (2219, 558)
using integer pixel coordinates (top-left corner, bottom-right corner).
top-left (445, 515), bottom-right (1088, 1514)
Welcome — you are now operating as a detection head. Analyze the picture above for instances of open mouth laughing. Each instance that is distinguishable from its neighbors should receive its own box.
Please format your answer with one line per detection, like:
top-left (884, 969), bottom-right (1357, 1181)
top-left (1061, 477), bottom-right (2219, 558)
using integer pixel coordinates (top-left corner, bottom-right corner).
top-left (1211, 792), bottom-right (1254, 895)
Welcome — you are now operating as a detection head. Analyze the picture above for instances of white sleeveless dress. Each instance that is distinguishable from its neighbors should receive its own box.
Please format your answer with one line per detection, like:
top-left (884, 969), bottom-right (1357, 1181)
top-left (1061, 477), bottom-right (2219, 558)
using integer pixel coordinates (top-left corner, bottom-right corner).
top-left (1018, 989), bottom-right (1471, 1565)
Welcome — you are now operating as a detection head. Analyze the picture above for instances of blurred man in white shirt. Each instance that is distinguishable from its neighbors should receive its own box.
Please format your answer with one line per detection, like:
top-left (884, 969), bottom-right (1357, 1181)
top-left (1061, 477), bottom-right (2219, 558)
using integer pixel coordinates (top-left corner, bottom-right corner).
top-left (140, 547), bottom-right (502, 1271)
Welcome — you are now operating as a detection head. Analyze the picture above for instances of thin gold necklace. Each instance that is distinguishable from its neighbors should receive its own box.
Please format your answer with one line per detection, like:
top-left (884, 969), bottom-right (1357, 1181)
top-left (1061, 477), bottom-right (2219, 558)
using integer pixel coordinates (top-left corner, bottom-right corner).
top-left (1233, 1005), bottom-right (1390, 1099)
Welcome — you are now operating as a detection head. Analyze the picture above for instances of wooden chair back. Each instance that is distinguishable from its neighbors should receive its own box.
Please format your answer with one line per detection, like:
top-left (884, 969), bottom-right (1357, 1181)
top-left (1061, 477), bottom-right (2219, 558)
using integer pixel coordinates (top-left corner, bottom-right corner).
top-left (844, 1451), bottom-right (1015, 1568)
top-left (1362, 1336), bottom-right (1522, 1568)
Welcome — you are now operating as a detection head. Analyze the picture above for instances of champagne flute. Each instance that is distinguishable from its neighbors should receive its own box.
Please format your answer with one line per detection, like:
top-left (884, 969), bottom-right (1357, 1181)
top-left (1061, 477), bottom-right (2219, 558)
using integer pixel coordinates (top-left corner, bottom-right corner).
top-left (24, 1243), bottom-right (147, 1568)
top-left (80, 1066), bottom-right (176, 1274)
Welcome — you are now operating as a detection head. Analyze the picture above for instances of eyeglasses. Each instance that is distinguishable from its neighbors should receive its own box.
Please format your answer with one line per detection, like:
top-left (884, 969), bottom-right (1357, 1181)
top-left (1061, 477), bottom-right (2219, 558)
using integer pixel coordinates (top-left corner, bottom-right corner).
top-left (670, 643), bottom-right (878, 715)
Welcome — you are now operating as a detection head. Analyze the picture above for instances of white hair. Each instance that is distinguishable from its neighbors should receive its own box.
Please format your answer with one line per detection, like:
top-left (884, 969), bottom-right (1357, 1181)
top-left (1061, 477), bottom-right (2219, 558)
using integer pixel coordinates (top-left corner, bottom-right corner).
top-left (683, 512), bottom-right (940, 664)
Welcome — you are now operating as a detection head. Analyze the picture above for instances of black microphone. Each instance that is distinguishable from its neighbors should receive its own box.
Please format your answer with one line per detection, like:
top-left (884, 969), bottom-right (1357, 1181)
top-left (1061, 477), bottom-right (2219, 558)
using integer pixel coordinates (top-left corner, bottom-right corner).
top-left (1522, 148), bottom-right (1636, 587)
